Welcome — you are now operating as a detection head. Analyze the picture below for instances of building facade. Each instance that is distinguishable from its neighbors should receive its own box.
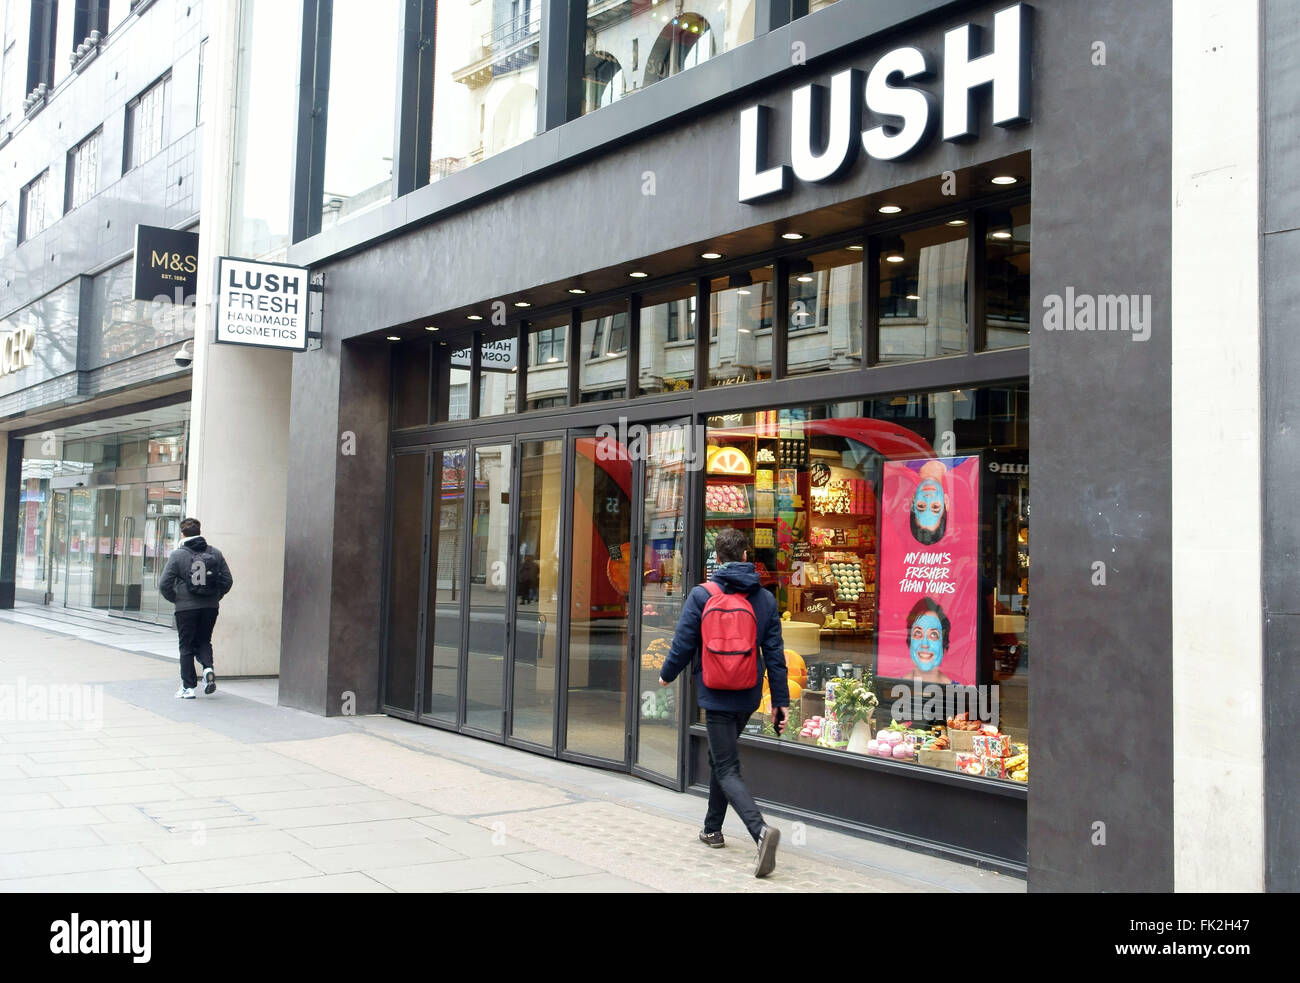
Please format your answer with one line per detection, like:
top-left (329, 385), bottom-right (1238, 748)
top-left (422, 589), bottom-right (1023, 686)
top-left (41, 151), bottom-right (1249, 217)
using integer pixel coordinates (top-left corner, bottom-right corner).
top-left (2, 0), bottom-right (1294, 892)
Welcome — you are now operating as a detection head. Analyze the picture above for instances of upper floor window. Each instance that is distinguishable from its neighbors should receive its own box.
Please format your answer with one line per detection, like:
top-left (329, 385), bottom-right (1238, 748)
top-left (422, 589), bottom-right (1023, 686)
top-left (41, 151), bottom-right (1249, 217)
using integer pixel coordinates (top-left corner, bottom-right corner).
top-left (18, 170), bottom-right (50, 243)
top-left (73, 1), bottom-right (111, 45)
top-left (26, 0), bottom-right (58, 95)
top-left (532, 325), bottom-right (566, 366)
top-left (124, 73), bottom-right (170, 172)
top-left (65, 128), bottom-right (101, 212)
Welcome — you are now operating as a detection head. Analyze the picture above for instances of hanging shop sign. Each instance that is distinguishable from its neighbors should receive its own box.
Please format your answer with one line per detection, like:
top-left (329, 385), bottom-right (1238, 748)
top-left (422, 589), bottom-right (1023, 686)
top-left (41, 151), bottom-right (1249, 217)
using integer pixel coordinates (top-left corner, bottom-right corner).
top-left (215, 257), bottom-right (310, 351)
top-left (876, 456), bottom-right (981, 686)
top-left (132, 225), bottom-right (199, 301)
top-left (451, 339), bottom-right (517, 371)
top-left (738, 2), bottom-right (1031, 202)
top-left (0, 325), bottom-right (35, 377)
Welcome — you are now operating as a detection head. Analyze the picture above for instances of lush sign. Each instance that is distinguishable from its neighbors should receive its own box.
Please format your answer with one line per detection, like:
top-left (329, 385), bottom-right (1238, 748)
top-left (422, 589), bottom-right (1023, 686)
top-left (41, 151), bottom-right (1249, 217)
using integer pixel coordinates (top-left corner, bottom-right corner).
top-left (215, 257), bottom-right (310, 351)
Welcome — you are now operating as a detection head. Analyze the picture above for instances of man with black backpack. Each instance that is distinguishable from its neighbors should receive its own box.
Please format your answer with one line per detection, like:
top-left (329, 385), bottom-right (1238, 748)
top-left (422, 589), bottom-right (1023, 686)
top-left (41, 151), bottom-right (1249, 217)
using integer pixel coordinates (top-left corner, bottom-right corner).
top-left (159, 517), bottom-right (234, 699)
top-left (659, 527), bottom-right (789, 878)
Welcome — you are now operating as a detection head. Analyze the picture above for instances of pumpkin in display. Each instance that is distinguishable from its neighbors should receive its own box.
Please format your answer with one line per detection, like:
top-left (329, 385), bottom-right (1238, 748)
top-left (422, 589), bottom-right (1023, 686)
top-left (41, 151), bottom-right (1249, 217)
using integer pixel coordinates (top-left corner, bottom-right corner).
top-left (783, 649), bottom-right (808, 686)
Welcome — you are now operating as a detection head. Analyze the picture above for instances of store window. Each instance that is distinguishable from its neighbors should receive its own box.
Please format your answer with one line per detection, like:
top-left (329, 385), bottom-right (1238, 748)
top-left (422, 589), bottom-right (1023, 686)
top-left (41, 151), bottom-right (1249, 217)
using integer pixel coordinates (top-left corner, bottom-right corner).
top-left (477, 331), bottom-right (519, 417)
top-left (124, 73), bottom-right (170, 172)
top-left (320, 0), bottom-right (399, 229)
top-left (786, 246), bottom-right (863, 377)
top-left (638, 282), bottom-right (696, 396)
top-left (17, 169), bottom-right (50, 243)
top-left (697, 385), bottom-right (1029, 783)
top-left (984, 204), bottom-right (1031, 351)
top-left (429, 0), bottom-right (540, 184)
top-left (580, 300), bottom-right (628, 402)
top-left (877, 222), bottom-right (968, 363)
top-left (65, 128), bottom-right (101, 213)
top-left (579, 1), bottom-right (756, 116)
top-left (230, 0), bottom-right (301, 255)
top-left (436, 342), bottom-right (471, 422)
top-left (708, 265), bottom-right (773, 387)
top-left (525, 314), bottom-right (570, 410)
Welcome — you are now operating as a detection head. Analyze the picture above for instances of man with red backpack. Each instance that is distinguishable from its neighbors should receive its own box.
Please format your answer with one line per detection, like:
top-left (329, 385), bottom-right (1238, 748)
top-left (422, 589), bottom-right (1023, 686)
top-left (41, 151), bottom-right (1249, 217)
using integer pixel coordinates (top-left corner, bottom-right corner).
top-left (659, 527), bottom-right (789, 877)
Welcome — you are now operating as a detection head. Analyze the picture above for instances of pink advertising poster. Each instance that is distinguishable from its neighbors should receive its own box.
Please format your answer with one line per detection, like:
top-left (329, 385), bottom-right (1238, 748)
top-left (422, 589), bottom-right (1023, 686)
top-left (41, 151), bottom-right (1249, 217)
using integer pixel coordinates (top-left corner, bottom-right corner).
top-left (876, 456), bottom-right (980, 685)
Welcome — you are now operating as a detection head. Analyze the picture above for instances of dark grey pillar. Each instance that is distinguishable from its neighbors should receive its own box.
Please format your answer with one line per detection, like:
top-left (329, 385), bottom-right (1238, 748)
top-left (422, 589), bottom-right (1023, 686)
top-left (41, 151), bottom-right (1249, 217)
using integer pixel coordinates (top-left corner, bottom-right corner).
top-left (0, 435), bottom-right (20, 609)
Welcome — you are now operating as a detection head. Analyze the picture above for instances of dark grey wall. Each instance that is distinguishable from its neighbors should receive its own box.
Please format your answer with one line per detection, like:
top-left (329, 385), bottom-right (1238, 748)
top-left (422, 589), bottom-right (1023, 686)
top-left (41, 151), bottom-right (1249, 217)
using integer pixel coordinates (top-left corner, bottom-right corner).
top-left (1261, 0), bottom-right (1300, 894)
top-left (1026, 0), bottom-right (1172, 891)
top-left (280, 0), bottom-right (1179, 889)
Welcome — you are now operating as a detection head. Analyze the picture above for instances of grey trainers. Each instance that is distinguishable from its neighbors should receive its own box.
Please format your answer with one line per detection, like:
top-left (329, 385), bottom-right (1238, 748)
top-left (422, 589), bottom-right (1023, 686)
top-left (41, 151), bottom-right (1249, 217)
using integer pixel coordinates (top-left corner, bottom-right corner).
top-left (202, 667), bottom-right (216, 695)
top-left (699, 829), bottom-right (725, 848)
top-left (754, 824), bottom-right (780, 878)
top-left (174, 686), bottom-right (196, 699)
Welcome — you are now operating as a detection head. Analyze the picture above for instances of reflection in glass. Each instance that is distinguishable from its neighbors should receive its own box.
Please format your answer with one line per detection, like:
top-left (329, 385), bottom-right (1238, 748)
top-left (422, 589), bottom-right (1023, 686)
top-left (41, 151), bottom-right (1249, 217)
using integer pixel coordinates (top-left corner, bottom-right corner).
top-left (477, 334), bottom-right (519, 417)
top-left (511, 439), bottom-right (564, 745)
top-left (984, 204), bottom-right (1031, 350)
top-left (566, 435), bottom-right (631, 761)
top-left (424, 447), bottom-right (467, 721)
top-left (392, 341), bottom-right (432, 429)
top-left (580, 301), bottom-right (628, 402)
top-left (321, 0), bottom-right (399, 229)
top-left (786, 248), bottom-right (862, 376)
top-left (429, 0), bottom-right (540, 183)
top-left (639, 283), bottom-right (696, 396)
top-left (877, 224), bottom-right (968, 363)
top-left (465, 444), bottom-right (512, 733)
top-left (525, 315), bottom-right (569, 410)
top-left (580, 1), bottom-right (756, 116)
top-left (709, 266), bottom-right (773, 387)
top-left (635, 425), bottom-right (687, 778)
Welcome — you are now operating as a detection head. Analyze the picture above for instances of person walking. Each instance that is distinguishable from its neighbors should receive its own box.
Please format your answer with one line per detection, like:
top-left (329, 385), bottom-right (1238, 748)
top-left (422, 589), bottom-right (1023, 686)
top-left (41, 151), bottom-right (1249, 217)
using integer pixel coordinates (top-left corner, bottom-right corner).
top-left (159, 517), bottom-right (234, 699)
top-left (658, 527), bottom-right (788, 877)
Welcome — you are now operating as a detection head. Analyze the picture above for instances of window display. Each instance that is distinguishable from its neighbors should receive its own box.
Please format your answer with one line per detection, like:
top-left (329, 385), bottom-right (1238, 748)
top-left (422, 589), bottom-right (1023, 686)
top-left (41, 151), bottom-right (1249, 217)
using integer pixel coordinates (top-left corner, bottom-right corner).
top-left (701, 387), bottom-right (1029, 783)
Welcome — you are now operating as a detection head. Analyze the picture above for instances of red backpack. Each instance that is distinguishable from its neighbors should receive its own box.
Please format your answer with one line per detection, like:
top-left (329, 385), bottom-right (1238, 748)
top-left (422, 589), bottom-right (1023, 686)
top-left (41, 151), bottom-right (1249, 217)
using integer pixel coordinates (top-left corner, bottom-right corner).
top-left (698, 582), bottom-right (760, 690)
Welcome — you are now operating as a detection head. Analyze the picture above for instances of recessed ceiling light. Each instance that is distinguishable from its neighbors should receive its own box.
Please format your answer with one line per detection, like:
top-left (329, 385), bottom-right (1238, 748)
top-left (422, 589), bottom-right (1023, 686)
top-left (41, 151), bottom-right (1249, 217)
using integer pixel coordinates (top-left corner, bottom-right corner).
top-left (514, 301), bottom-right (531, 308)
top-left (885, 253), bottom-right (905, 263)
top-left (424, 325), bottom-right (439, 332)
top-left (796, 275), bottom-right (813, 283)
top-left (701, 252), bottom-right (723, 260)
top-left (738, 327), bottom-right (751, 334)
top-left (991, 175), bottom-right (1018, 185)
top-left (906, 294), bottom-right (920, 300)
top-left (946, 219), bottom-right (968, 226)
top-left (846, 244), bottom-right (864, 251)
top-left (467, 314), bottom-right (483, 321)
top-left (568, 287), bottom-right (587, 294)
top-left (386, 335), bottom-right (401, 341)
top-left (629, 271), bottom-right (649, 278)
top-left (780, 232), bottom-right (805, 241)
top-left (878, 205), bottom-right (903, 214)
top-left (736, 289), bottom-right (752, 295)
top-left (991, 229), bottom-right (1013, 240)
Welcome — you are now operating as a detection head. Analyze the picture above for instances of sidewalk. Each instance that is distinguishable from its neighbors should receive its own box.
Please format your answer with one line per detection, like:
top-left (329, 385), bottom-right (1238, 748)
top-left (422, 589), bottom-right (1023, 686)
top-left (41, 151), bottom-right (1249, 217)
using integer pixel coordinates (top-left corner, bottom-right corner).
top-left (0, 619), bottom-right (1024, 893)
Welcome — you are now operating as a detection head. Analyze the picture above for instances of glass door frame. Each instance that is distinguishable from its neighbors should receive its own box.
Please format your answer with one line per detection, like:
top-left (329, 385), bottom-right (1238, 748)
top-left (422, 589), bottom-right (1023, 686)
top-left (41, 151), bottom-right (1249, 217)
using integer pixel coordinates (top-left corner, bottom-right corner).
top-left (380, 446), bottom-right (433, 722)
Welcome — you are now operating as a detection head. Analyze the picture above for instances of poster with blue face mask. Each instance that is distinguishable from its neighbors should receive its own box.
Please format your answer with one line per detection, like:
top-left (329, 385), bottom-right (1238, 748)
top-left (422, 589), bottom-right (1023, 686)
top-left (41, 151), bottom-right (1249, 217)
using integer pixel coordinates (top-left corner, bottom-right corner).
top-left (876, 456), bottom-right (980, 686)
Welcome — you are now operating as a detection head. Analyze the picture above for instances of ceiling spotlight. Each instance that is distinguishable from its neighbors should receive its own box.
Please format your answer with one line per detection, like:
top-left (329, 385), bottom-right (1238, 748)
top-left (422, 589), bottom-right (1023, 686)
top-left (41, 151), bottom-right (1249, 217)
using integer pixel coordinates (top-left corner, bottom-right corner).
top-left (568, 287), bottom-right (587, 295)
top-left (796, 275), bottom-right (814, 283)
top-left (846, 244), bottom-right (864, 251)
top-left (988, 209), bottom-right (1014, 240)
top-left (780, 232), bottom-right (805, 241)
top-left (878, 204), bottom-right (903, 214)
top-left (946, 219), bottom-right (968, 226)
top-left (513, 301), bottom-right (531, 308)
top-left (736, 289), bottom-right (752, 295)
top-left (905, 294), bottom-right (920, 301)
top-left (701, 251), bottom-right (723, 260)
top-left (628, 271), bottom-right (649, 278)
top-left (467, 314), bottom-right (483, 321)
top-left (424, 325), bottom-right (439, 332)
top-left (881, 236), bottom-right (905, 263)
top-left (386, 335), bottom-right (401, 341)
top-left (991, 175), bottom-right (1018, 185)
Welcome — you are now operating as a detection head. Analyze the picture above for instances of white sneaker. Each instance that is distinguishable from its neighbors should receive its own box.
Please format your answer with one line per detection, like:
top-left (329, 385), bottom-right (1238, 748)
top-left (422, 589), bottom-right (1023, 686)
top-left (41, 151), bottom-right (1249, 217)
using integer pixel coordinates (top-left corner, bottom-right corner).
top-left (174, 686), bottom-right (196, 699)
top-left (202, 668), bottom-right (216, 695)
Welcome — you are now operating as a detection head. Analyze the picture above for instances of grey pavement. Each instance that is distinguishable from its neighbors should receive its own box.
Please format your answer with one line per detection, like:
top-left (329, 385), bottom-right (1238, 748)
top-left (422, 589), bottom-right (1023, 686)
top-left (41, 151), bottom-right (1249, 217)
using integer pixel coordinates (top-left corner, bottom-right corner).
top-left (0, 614), bottom-right (1024, 893)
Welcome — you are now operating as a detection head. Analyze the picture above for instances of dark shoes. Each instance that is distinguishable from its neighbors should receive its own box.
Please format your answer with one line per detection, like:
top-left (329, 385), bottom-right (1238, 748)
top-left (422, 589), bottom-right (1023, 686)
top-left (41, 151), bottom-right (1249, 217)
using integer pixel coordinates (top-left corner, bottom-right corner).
top-left (699, 829), bottom-right (725, 848)
top-left (754, 824), bottom-right (780, 878)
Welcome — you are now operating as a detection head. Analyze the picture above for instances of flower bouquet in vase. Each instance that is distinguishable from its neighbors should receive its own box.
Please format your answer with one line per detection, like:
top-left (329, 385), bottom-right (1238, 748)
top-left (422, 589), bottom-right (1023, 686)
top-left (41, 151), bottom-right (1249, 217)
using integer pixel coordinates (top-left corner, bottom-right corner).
top-left (829, 675), bottom-right (879, 754)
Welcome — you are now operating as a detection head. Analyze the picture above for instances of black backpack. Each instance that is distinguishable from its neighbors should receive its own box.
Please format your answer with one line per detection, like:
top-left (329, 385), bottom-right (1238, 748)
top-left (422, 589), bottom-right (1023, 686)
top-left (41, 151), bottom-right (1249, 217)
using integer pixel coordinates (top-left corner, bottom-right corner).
top-left (184, 546), bottom-right (231, 597)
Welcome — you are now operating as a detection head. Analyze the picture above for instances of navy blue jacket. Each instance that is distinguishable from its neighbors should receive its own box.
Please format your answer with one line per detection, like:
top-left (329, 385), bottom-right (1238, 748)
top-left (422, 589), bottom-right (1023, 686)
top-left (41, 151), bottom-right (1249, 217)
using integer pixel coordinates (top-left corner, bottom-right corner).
top-left (659, 562), bottom-right (789, 713)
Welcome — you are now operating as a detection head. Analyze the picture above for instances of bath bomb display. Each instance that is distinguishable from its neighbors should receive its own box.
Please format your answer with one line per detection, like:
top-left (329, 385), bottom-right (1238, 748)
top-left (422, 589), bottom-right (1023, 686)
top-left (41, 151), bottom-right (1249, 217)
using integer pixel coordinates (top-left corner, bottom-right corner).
top-left (892, 743), bottom-right (913, 760)
top-left (884, 730), bottom-right (904, 745)
top-left (867, 740), bottom-right (881, 755)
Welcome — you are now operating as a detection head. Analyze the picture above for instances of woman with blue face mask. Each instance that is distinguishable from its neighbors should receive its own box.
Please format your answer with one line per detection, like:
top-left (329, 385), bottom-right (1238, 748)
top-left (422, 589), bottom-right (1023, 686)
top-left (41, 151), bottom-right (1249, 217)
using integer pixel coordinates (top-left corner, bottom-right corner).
top-left (906, 597), bottom-right (952, 684)
top-left (909, 477), bottom-right (948, 545)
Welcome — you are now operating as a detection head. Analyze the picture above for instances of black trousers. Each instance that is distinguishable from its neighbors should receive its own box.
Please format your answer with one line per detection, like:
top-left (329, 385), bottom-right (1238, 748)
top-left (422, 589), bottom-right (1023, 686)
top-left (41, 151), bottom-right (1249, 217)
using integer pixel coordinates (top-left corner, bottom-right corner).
top-left (175, 608), bottom-right (219, 689)
top-left (703, 709), bottom-right (765, 842)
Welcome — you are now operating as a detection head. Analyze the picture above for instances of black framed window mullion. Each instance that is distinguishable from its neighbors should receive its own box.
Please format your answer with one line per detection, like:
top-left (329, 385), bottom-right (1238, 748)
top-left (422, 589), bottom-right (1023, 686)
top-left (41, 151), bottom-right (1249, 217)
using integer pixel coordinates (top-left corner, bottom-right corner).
top-left (567, 308), bottom-right (580, 405)
top-left (627, 295), bottom-right (641, 399)
top-left (864, 238), bottom-right (881, 368)
top-left (515, 320), bottom-right (529, 414)
top-left (694, 276), bottom-right (710, 390)
top-left (395, 0), bottom-right (436, 196)
top-left (469, 330), bottom-right (483, 418)
top-left (772, 257), bottom-right (789, 379)
top-left (969, 208), bottom-right (988, 354)
top-left (292, 0), bottom-right (331, 242)
top-left (537, 0), bottom-right (585, 130)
